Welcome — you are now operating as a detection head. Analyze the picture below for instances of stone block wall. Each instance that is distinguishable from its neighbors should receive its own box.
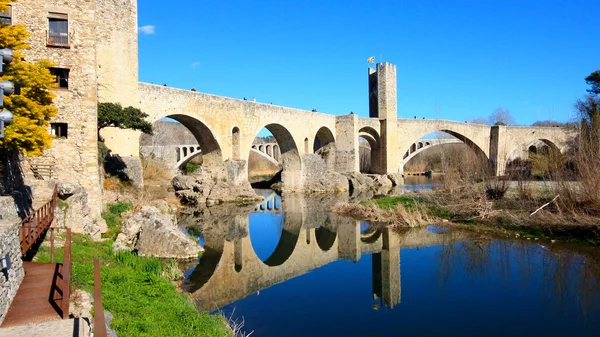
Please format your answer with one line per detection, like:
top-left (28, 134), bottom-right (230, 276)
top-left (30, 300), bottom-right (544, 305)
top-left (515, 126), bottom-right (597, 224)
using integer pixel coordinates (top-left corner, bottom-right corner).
top-left (0, 222), bottom-right (25, 325)
top-left (14, 0), bottom-right (102, 221)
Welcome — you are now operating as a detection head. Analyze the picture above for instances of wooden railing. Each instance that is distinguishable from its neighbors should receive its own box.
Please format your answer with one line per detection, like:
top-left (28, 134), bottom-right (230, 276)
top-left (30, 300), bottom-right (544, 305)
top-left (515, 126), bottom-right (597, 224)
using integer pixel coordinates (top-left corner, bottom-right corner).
top-left (19, 184), bottom-right (58, 256)
top-left (30, 162), bottom-right (55, 180)
top-left (53, 228), bottom-right (72, 319)
top-left (94, 259), bottom-right (108, 337)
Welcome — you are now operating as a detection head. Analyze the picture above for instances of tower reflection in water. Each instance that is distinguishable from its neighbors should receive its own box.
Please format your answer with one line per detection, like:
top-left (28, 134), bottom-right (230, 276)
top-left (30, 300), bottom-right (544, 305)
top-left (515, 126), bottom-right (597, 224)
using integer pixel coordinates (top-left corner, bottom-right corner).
top-left (181, 190), bottom-right (463, 312)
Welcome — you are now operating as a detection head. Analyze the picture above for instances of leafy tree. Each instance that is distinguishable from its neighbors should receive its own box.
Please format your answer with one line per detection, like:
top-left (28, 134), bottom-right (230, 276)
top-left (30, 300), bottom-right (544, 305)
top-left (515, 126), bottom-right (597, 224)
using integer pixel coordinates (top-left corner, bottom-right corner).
top-left (488, 107), bottom-right (515, 126)
top-left (585, 70), bottom-right (600, 96)
top-left (98, 102), bottom-right (152, 140)
top-left (0, 0), bottom-right (58, 156)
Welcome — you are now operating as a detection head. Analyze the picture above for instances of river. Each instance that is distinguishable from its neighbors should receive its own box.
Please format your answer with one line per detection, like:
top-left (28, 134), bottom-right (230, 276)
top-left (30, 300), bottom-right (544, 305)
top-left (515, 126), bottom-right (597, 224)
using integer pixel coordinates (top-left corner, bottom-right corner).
top-left (179, 184), bottom-right (600, 336)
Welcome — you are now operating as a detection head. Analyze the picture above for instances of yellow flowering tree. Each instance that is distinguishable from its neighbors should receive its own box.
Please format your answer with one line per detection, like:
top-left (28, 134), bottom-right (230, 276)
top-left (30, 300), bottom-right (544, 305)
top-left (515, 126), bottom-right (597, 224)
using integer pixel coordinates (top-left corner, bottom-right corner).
top-left (0, 0), bottom-right (57, 156)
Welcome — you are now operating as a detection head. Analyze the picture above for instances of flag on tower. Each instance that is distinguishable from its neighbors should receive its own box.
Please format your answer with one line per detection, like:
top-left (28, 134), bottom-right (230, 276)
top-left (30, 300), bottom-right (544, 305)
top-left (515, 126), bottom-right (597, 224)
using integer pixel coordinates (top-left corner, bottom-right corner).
top-left (367, 56), bottom-right (375, 63)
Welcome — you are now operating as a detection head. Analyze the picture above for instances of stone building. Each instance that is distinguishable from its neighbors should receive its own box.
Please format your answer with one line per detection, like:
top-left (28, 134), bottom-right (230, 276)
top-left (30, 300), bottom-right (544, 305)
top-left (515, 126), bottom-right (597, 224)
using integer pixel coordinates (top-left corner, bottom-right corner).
top-left (5, 0), bottom-right (141, 224)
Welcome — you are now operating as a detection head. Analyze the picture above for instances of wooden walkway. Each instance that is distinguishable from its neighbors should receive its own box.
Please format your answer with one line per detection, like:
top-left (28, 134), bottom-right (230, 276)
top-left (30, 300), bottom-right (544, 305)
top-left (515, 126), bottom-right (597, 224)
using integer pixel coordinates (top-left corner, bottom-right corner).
top-left (1, 262), bottom-right (65, 328)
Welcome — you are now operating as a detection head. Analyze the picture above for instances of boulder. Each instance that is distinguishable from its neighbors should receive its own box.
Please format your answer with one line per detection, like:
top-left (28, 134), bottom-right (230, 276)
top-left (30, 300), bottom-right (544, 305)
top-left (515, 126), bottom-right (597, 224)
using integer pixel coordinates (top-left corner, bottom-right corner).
top-left (54, 184), bottom-right (102, 240)
top-left (372, 175), bottom-right (393, 191)
top-left (207, 181), bottom-right (263, 204)
top-left (387, 173), bottom-right (404, 187)
top-left (173, 173), bottom-right (261, 206)
top-left (344, 172), bottom-right (374, 191)
top-left (113, 206), bottom-right (202, 259)
top-left (171, 175), bottom-right (197, 191)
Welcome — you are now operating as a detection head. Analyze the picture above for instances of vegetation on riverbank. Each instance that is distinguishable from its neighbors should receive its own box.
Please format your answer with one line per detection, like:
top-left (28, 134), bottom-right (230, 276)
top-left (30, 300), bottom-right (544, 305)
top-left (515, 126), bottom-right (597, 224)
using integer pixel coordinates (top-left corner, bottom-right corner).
top-left (340, 70), bottom-right (600, 244)
top-left (36, 202), bottom-right (232, 337)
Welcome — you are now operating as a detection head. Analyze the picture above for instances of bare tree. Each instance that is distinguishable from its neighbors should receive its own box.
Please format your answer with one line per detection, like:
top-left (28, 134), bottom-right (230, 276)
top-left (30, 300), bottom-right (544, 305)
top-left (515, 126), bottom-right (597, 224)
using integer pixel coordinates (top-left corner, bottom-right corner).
top-left (470, 117), bottom-right (490, 125)
top-left (488, 107), bottom-right (515, 126)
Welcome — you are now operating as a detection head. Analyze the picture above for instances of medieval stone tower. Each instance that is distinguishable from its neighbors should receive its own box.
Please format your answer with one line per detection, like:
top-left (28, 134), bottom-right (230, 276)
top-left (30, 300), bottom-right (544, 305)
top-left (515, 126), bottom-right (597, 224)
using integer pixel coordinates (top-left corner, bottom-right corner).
top-left (8, 0), bottom-right (141, 224)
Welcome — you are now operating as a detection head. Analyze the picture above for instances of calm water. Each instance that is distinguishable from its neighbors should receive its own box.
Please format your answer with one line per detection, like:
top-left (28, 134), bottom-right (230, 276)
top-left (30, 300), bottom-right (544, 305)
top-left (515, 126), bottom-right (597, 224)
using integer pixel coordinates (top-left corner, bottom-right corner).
top-left (181, 188), bottom-right (600, 337)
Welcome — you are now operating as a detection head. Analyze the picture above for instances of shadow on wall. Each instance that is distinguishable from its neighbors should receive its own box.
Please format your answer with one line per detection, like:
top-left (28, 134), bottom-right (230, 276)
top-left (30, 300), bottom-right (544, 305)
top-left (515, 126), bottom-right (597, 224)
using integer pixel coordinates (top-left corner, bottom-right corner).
top-left (98, 142), bottom-right (131, 182)
top-left (0, 150), bottom-right (32, 218)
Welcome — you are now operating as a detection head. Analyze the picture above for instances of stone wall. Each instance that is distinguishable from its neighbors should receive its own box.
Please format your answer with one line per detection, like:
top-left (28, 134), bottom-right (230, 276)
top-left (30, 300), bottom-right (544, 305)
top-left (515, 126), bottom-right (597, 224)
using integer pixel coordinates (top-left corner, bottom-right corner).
top-left (14, 0), bottom-right (102, 221)
top-left (0, 222), bottom-right (25, 326)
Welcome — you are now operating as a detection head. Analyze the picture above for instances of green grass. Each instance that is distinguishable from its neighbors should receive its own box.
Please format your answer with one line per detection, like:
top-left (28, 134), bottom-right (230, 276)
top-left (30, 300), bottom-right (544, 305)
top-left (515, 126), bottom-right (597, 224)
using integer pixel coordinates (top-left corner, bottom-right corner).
top-left (36, 203), bottom-right (231, 337)
top-left (101, 202), bottom-right (132, 240)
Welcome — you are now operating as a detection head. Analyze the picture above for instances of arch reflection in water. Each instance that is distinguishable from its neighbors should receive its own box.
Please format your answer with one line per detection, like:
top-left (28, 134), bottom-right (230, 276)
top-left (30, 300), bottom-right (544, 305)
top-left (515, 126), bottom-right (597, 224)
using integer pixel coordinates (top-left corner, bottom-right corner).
top-left (183, 192), bottom-right (469, 314)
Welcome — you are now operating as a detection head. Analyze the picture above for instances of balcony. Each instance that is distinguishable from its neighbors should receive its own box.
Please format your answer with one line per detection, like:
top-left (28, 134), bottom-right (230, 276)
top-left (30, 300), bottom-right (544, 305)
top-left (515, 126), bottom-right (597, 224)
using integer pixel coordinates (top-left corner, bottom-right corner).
top-left (46, 31), bottom-right (69, 48)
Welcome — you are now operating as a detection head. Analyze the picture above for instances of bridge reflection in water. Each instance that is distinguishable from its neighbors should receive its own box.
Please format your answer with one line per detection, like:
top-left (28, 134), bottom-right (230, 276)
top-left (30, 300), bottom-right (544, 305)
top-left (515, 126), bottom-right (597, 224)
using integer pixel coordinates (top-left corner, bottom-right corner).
top-left (182, 190), bottom-right (466, 312)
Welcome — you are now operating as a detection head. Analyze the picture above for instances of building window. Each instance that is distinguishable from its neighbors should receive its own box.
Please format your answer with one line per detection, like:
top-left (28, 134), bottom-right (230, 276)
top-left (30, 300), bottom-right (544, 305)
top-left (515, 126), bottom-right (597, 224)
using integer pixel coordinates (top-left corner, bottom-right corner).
top-left (0, 6), bottom-right (12, 25)
top-left (47, 13), bottom-right (69, 47)
top-left (49, 67), bottom-right (69, 89)
top-left (51, 123), bottom-right (68, 138)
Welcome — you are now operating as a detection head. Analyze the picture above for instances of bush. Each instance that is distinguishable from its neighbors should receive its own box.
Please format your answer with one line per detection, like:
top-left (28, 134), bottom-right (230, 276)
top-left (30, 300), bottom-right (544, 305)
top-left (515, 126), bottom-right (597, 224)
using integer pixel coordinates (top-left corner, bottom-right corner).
top-left (184, 163), bottom-right (199, 174)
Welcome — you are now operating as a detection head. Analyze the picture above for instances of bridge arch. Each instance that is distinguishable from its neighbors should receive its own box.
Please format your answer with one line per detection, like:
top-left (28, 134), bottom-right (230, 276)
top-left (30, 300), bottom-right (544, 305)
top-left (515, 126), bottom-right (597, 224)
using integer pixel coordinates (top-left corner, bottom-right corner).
top-left (505, 138), bottom-right (563, 177)
top-left (141, 115), bottom-right (223, 175)
top-left (359, 126), bottom-right (383, 174)
top-left (315, 226), bottom-right (337, 251)
top-left (249, 123), bottom-right (302, 190)
top-left (313, 126), bottom-right (336, 170)
top-left (401, 129), bottom-right (489, 173)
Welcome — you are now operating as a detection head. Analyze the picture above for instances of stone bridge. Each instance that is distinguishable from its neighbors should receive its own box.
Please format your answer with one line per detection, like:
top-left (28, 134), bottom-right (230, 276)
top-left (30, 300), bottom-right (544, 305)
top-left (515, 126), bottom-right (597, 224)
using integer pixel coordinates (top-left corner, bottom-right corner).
top-left (104, 62), bottom-right (577, 189)
top-left (402, 138), bottom-right (463, 165)
top-left (141, 142), bottom-right (282, 172)
top-left (184, 192), bottom-right (468, 312)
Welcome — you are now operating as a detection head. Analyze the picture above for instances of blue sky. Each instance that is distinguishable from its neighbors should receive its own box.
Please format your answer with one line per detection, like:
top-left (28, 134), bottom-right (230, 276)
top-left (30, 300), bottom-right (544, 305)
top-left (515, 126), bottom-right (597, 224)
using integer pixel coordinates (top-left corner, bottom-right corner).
top-left (138, 0), bottom-right (599, 126)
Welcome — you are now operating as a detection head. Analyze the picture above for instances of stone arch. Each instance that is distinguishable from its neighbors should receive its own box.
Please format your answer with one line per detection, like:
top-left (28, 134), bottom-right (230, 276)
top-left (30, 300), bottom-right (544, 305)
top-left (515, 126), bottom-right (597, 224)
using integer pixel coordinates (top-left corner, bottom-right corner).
top-left (143, 115), bottom-right (223, 175)
top-left (273, 144), bottom-right (280, 161)
top-left (232, 126), bottom-right (241, 160)
top-left (505, 138), bottom-right (563, 176)
top-left (266, 144), bottom-right (272, 157)
top-left (249, 123), bottom-right (302, 191)
top-left (360, 225), bottom-right (382, 244)
top-left (313, 126), bottom-right (336, 170)
top-left (315, 226), bottom-right (337, 251)
top-left (358, 126), bottom-right (383, 174)
top-left (401, 129), bottom-right (489, 172)
top-left (185, 235), bottom-right (225, 293)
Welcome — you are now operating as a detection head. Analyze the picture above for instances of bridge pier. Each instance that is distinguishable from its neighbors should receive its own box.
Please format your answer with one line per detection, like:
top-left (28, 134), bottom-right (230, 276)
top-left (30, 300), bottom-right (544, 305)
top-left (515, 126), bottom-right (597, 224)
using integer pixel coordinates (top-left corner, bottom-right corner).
top-left (490, 125), bottom-right (507, 176)
top-left (335, 114), bottom-right (360, 173)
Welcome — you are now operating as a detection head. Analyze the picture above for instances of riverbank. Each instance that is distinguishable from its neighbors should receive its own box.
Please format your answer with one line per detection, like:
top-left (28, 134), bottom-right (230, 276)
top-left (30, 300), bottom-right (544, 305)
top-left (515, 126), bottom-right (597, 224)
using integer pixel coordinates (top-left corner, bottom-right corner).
top-left (334, 187), bottom-right (600, 245)
top-left (35, 202), bottom-right (232, 337)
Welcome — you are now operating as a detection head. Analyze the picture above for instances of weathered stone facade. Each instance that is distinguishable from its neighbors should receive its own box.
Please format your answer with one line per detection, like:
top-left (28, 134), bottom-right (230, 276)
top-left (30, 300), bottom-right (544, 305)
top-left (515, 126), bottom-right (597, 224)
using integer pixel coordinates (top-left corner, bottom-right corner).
top-left (9, 0), bottom-right (141, 226)
top-left (0, 222), bottom-right (25, 325)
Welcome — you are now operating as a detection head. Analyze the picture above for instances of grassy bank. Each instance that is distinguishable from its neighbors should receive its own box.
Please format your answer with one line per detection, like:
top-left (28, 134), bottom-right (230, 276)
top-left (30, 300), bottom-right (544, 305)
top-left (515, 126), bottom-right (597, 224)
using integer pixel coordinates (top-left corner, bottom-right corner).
top-left (37, 202), bottom-right (231, 337)
top-left (337, 190), bottom-right (600, 245)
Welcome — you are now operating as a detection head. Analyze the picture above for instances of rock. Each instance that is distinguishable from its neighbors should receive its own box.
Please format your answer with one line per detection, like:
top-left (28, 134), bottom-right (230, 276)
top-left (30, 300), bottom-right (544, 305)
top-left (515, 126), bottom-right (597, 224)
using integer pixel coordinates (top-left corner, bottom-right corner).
top-left (171, 175), bottom-right (197, 191)
top-left (104, 310), bottom-right (118, 337)
top-left (0, 196), bottom-right (19, 221)
top-left (387, 173), bottom-right (404, 187)
top-left (113, 206), bottom-right (202, 259)
top-left (371, 175), bottom-right (393, 191)
top-left (54, 184), bottom-right (102, 240)
top-left (173, 172), bottom-right (261, 206)
top-left (207, 182), bottom-right (263, 204)
top-left (344, 172), bottom-right (374, 192)
top-left (57, 182), bottom-right (83, 198)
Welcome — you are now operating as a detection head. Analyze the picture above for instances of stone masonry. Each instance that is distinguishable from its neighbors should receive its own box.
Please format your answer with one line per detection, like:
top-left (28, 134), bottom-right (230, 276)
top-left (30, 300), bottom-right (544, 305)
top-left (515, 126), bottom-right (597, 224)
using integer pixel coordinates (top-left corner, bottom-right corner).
top-left (0, 222), bottom-right (25, 326)
top-left (2, 0), bottom-right (578, 220)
